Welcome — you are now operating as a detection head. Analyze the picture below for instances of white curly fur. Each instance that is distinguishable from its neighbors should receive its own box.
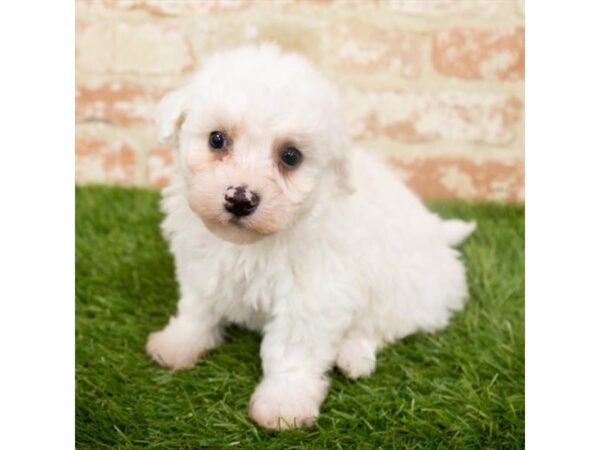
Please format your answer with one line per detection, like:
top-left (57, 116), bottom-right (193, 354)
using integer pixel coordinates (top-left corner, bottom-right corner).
top-left (146, 44), bottom-right (475, 430)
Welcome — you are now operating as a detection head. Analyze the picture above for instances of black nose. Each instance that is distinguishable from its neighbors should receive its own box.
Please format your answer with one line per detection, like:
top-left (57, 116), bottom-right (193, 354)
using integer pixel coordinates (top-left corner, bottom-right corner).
top-left (224, 186), bottom-right (260, 217)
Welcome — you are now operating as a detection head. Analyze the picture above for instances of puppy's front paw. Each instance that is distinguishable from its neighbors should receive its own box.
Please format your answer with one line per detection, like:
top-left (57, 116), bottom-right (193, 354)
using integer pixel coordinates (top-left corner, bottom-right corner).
top-left (336, 337), bottom-right (377, 379)
top-left (248, 376), bottom-right (328, 430)
top-left (146, 317), bottom-right (220, 370)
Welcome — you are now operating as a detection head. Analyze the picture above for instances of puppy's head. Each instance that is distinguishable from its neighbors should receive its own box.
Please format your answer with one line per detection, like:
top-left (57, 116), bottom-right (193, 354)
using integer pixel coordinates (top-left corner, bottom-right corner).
top-left (156, 44), bottom-right (354, 244)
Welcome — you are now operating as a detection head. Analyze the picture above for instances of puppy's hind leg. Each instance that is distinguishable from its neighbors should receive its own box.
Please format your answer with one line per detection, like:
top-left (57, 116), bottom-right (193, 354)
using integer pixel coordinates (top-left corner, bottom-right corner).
top-left (336, 332), bottom-right (378, 379)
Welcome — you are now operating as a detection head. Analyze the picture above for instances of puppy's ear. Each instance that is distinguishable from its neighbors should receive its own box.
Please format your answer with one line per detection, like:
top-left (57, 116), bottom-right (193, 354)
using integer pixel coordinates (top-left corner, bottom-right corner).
top-left (333, 152), bottom-right (356, 194)
top-left (155, 88), bottom-right (187, 145)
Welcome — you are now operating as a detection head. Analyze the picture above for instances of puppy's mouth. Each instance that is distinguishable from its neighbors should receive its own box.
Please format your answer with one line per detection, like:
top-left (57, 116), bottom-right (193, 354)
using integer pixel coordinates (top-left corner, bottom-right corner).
top-left (227, 215), bottom-right (258, 231)
top-left (204, 217), bottom-right (266, 245)
top-left (227, 215), bottom-right (247, 225)
top-left (228, 213), bottom-right (273, 236)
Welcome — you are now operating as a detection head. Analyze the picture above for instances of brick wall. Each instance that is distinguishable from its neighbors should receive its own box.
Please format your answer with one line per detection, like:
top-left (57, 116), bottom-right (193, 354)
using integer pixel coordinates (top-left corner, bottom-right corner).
top-left (75, 0), bottom-right (525, 202)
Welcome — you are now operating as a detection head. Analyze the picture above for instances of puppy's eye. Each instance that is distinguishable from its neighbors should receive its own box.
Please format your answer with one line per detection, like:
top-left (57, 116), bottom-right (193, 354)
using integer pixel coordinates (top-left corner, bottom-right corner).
top-left (209, 131), bottom-right (227, 150)
top-left (280, 147), bottom-right (303, 168)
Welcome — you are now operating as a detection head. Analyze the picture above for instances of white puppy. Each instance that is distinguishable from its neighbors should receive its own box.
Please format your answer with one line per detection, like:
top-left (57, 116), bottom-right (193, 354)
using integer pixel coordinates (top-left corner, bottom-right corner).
top-left (146, 44), bottom-right (475, 430)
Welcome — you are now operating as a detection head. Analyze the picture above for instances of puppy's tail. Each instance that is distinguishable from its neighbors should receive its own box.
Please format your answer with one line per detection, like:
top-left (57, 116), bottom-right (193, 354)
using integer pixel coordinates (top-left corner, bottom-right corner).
top-left (442, 219), bottom-right (477, 247)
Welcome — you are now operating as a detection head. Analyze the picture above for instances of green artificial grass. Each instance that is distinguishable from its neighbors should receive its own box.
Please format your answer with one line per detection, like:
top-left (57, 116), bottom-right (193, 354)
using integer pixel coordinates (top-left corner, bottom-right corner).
top-left (76, 186), bottom-right (524, 449)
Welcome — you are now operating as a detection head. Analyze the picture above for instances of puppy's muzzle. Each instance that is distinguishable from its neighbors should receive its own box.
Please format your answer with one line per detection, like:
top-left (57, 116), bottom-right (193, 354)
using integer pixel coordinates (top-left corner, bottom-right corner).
top-left (224, 186), bottom-right (260, 218)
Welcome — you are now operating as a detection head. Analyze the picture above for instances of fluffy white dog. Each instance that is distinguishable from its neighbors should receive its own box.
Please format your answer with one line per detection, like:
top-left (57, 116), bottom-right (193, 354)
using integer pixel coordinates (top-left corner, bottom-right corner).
top-left (146, 44), bottom-right (475, 430)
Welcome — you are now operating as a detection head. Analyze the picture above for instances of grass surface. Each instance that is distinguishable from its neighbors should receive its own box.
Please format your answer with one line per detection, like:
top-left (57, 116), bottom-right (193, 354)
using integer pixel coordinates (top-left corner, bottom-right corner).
top-left (76, 186), bottom-right (524, 449)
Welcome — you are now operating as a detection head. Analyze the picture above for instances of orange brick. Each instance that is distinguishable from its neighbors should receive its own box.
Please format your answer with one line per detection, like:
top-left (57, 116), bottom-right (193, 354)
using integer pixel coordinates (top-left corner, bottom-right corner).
top-left (76, 83), bottom-right (158, 126)
top-left (90, 0), bottom-right (254, 16)
top-left (287, 0), bottom-right (379, 8)
top-left (328, 22), bottom-right (422, 79)
top-left (76, 135), bottom-right (141, 185)
top-left (388, 157), bottom-right (524, 202)
top-left (76, 22), bottom-right (195, 75)
top-left (147, 146), bottom-right (175, 188)
top-left (387, 0), bottom-right (498, 15)
top-left (432, 27), bottom-right (525, 81)
top-left (76, 0), bottom-right (117, 15)
top-left (345, 90), bottom-right (523, 145)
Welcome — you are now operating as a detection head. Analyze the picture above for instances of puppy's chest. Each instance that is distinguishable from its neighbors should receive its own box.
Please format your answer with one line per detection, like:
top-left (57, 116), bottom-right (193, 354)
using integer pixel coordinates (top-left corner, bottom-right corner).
top-left (212, 248), bottom-right (296, 328)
